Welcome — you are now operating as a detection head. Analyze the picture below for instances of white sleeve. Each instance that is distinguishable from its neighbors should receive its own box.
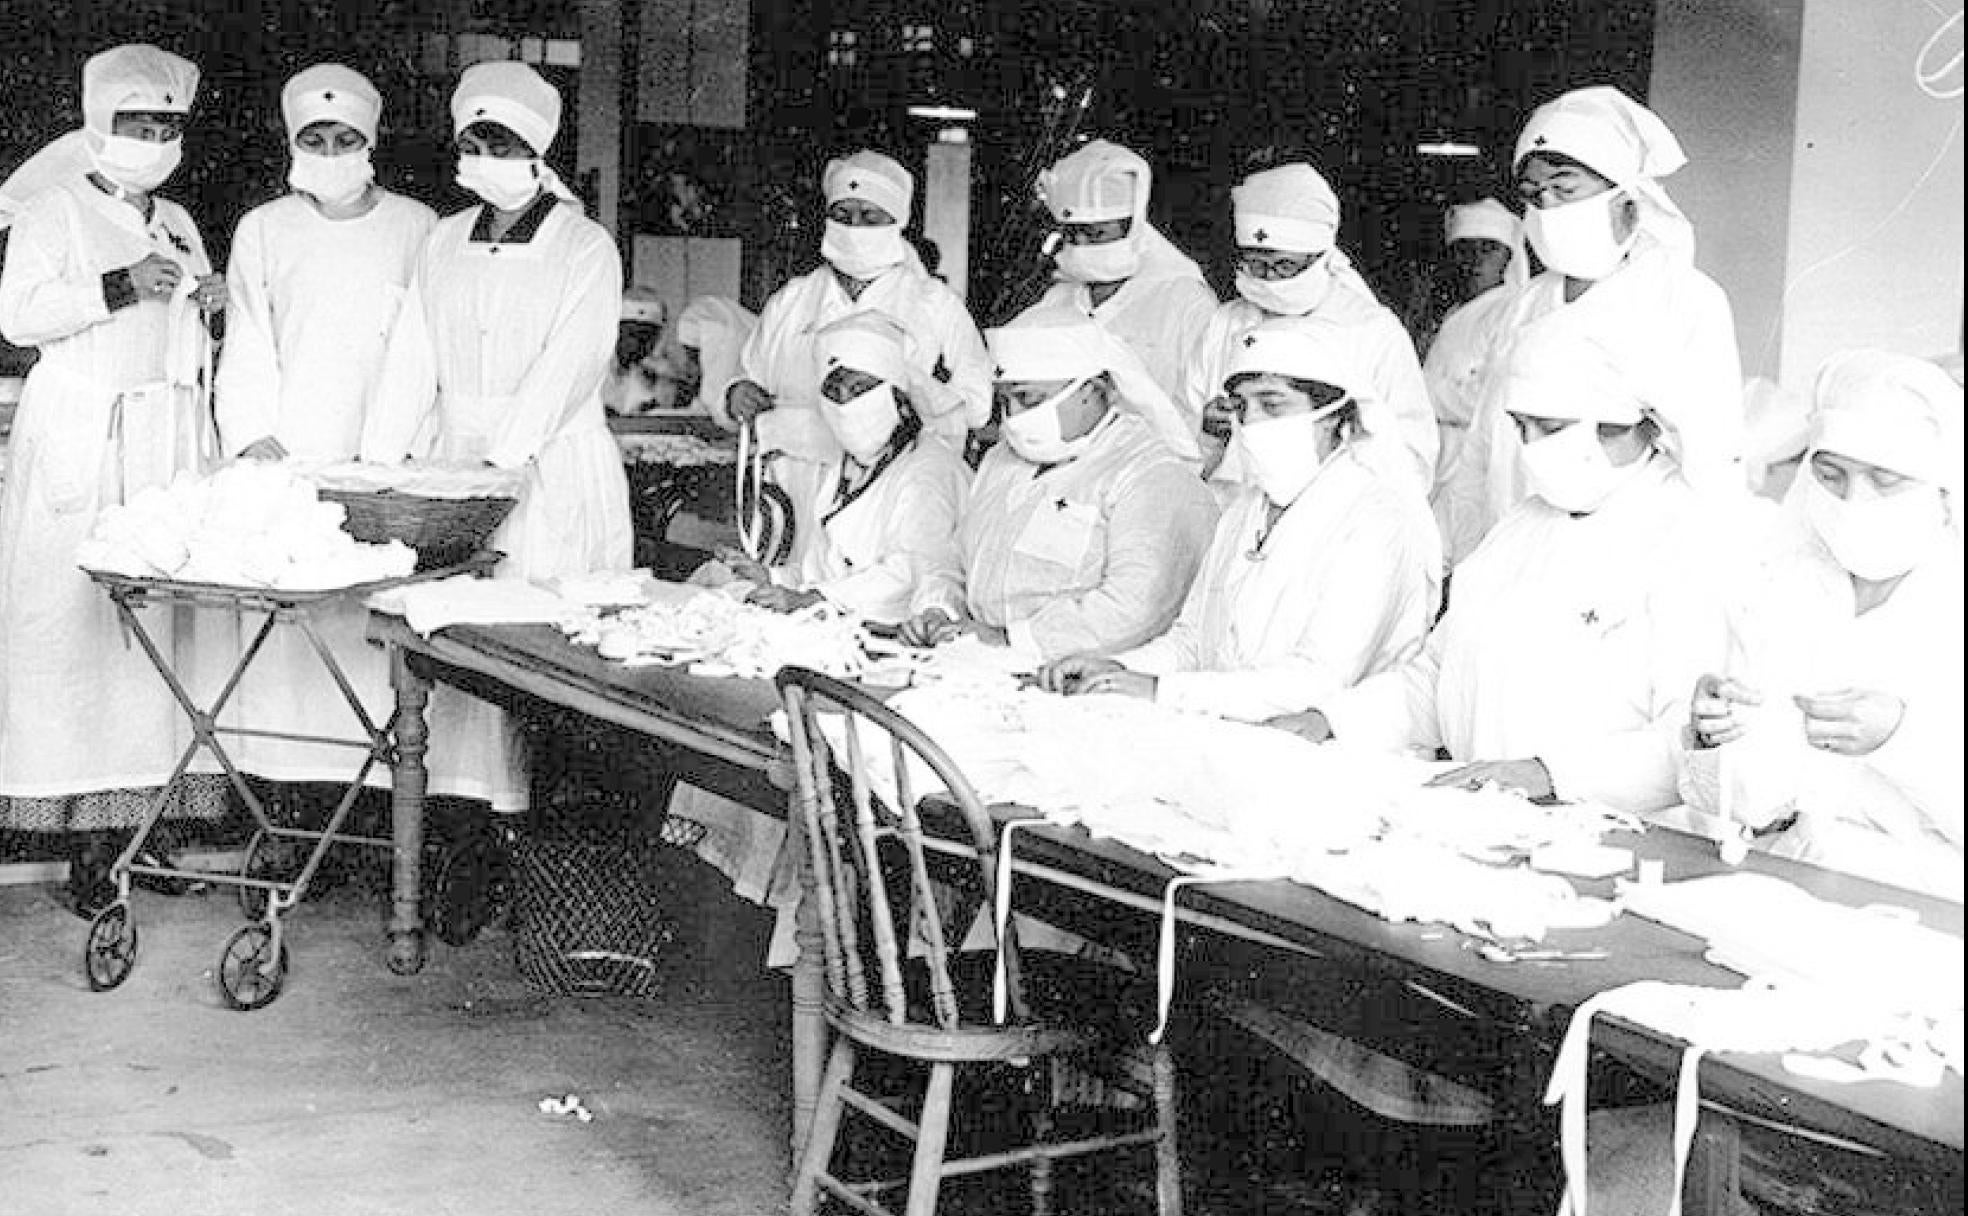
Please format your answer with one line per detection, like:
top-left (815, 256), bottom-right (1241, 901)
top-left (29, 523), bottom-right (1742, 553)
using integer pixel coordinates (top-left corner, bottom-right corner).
top-left (1014, 463), bottom-right (1219, 662)
top-left (1320, 626), bottom-right (1447, 755)
top-left (922, 287), bottom-right (994, 432)
top-left (1178, 309), bottom-right (1230, 419)
top-left (1367, 310), bottom-right (1440, 487)
top-left (213, 210), bottom-right (282, 456)
top-left (813, 449), bottom-right (969, 621)
top-left (1153, 506), bottom-right (1435, 723)
top-left (485, 230), bottom-right (622, 469)
top-left (0, 195), bottom-right (113, 348)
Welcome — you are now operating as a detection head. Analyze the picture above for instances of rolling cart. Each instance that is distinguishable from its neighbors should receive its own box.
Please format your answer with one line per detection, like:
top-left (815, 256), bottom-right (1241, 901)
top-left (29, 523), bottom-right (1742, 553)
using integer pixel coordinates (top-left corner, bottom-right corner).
top-left (81, 557), bottom-right (495, 1009)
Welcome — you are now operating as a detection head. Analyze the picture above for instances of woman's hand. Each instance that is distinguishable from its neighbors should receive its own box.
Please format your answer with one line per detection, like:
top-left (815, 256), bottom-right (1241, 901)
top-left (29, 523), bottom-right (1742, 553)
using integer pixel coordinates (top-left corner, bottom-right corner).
top-left (747, 584), bottom-right (824, 615)
top-left (1689, 673), bottom-right (1762, 749)
top-left (128, 253), bottom-right (182, 301)
top-left (899, 607), bottom-right (967, 649)
top-left (1426, 758), bottom-right (1555, 801)
top-left (714, 545), bottom-right (773, 588)
top-left (1033, 655), bottom-right (1122, 695)
top-left (1077, 669), bottom-right (1157, 699)
top-left (1264, 709), bottom-right (1333, 743)
top-left (726, 380), bottom-right (776, 425)
top-left (1794, 688), bottom-right (1905, 757)
top-left (191, 273), bottom-right (228, 316)
top-left (238, 437), bottom-right (289, 462)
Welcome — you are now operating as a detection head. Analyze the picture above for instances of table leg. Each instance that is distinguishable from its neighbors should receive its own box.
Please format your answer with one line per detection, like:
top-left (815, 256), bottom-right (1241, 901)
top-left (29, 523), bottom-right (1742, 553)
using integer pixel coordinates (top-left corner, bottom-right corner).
top-left (386, 645), bottom-right (432, 976)
top-left (1686, 1112), bottom-right (1744, 1216)
top-left (789, 793), bottom-right (826, 1163)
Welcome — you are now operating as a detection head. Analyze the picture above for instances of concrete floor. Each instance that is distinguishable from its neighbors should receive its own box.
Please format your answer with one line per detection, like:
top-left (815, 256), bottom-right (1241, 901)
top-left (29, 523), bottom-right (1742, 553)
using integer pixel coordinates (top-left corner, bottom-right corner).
top-left (0, 856), bottom-right (791, 1216)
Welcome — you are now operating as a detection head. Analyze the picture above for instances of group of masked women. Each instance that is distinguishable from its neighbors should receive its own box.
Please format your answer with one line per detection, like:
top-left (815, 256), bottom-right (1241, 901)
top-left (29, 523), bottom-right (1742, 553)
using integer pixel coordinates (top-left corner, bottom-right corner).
top-left (0, 46), bottom-right (628, 913)
top-left (0, 48), bottom-right (1958, 934)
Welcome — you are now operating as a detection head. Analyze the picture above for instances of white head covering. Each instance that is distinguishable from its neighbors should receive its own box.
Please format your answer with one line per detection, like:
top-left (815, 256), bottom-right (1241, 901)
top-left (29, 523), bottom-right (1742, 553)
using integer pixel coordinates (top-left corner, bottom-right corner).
top-left (1, 43), bottom-right (199, 230)
top-left (1741, 376), bottom-right (1813, 477)
top-left (620, 287), bottom-right (667, 327)
top-left (282, 64), bottom-right (381, 145)
top-left (1514, 86), bottom-right (1693, 262)
top-left (822, 151), bottom-right (914, 227)
top-left (1809, 349), bottom-right (1965, 501)
top-left (1446, 198), bottom-right (1529, 288)
top-left (816, 311), bottom-right (912, 388)
top-left (989, 304), bottom-right (1201, 460)
top-left (451, 61), bottom-right (562, 156)
top-left (1038, 139), bottom-right (1148, 225)
top-left (1224, 315), bottom-right (1365, 393)
top-left (1232, 164), bottom-right (1338, 254)
top-left (1496, 314), bottom-right (1650, 427)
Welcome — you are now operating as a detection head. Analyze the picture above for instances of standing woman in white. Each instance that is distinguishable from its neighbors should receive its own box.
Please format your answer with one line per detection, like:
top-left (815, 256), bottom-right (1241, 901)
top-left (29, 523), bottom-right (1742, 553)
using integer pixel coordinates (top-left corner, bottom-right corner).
top-left (216, 64), bottom-right (437, 788)
top-left (361, 61), bottom-right (632, 814)
top-left (0, 44), bottom-right (230, 915)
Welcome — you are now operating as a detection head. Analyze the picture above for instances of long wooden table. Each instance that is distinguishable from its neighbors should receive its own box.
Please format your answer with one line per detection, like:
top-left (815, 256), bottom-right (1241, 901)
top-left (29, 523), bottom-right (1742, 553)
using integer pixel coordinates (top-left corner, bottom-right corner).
top-left (371, 615), bottom-right (1963, 1208)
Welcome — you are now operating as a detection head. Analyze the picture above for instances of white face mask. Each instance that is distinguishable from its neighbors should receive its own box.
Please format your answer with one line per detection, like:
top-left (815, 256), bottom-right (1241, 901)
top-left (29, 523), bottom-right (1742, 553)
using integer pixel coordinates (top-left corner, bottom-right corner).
top-left (1236, 400), bottom-right (1347, 507)
top-left (1519, 419), bottom-right (1645, 514)
top-left (1001, 378), bottom-right (1099, 466)
top-left (1804, 473), bottom-right (1947, 581)
top-left (1055, 238), bottom-right (1142, 285)
top-left (91, 134), bottom-right (183, 194)
top-left (821, 220), bottom-right (907, 281)
top-left (1235, 263), bottom-right (1335, 317)
top-left (457, 155), bottom-right (541, 211)
top-left (1523, 190), bottom-right (1636, 281)
top-left (822, 382), bottom-right (903, 464)
top-left (290, 147), bottom-right (375, 208)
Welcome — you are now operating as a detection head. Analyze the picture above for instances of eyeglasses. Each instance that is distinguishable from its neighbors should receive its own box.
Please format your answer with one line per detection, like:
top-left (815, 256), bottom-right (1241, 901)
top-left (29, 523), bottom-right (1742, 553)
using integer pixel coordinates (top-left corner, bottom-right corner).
top-left (1058, 219), bottom-right (1132, 246)
top-left (1236, 249), bottom-right (1323, 281)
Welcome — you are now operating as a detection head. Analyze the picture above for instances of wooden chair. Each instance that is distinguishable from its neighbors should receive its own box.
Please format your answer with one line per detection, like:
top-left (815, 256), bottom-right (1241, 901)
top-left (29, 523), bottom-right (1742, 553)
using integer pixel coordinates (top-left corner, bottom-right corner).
top-left (778, 667), bottom-right (1182, 1216)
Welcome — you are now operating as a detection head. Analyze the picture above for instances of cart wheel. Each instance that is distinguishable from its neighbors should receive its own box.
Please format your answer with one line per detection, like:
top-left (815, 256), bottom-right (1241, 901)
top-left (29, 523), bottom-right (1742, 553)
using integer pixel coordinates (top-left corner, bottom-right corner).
top-left (237, 829), bottom-right (289, 920)
top-left (83, 903), bottom-right (139, 992)
top-left (428, 828), bottom-right (508, 948)
top-left (217, 923), bottom-right (290, 1011)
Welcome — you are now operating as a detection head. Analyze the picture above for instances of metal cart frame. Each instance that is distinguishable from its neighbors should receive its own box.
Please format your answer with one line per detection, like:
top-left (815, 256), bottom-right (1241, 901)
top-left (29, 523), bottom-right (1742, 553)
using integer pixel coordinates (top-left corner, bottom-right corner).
top-left (81, 557), bottom-right (493, 1009)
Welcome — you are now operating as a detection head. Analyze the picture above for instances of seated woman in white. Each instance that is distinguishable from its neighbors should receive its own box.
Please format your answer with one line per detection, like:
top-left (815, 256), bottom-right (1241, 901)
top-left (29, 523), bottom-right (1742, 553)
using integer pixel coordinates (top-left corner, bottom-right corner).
top-left (898, 309), bottom-right (1217, 661)
top-left (716, 310), bottom-right (970, 625)
top-left (1035, 314), bottom-right (1442, 723)
top-left (1681, 350), bottom-right (1963, 900)
top-left (1277, 315), bottom-right (1732, 816)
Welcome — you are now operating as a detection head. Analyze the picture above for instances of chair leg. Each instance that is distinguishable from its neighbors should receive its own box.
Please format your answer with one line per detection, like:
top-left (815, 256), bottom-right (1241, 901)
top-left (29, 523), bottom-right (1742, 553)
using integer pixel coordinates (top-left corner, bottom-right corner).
top-left (1152, 1042), bottom-right (1184, 1216)
top-left (791, 1036), bottom-right (856, 1215)
top-left (904, 1062), bottom-right (955, 1216)
top-left (1029, 1061), bottom-right (1057, 1216)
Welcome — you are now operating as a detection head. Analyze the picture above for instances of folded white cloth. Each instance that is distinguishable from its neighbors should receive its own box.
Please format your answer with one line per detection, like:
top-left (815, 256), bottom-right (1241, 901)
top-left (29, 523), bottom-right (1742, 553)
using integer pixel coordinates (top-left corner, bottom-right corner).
top-left (377, 575), bottom-right (572, 636)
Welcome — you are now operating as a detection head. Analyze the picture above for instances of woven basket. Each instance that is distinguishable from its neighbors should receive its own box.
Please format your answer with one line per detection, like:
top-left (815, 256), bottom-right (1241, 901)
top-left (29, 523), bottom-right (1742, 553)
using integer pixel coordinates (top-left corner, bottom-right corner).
top-left (320, 489), bottom-right (516, 570)
top-left (511, 830), bottom-right (674, 998)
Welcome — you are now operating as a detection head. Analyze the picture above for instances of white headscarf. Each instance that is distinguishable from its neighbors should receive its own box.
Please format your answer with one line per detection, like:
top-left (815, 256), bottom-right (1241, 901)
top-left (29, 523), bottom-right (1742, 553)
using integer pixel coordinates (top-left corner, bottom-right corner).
top-left (822, 151), bottom-right (914, 228)
top-left (1514, 86), bottom-right (1694, 263)
top-left (1809, 349), bottom-right (1965, 512)
top-left (0, 43), bottom-right (198, 230)
top-left (988, 302), bottom-right (1201, 460)
top-left (1446, 198), bottom-right (1530, 289)
top-left (450, 60), bottom-right (577, 203)
top-left (282, 63), bottom-right (381, 144)
top-left (1231, 162), bottom-right (1383, 305)
top-left (816, 311), bottom-right (913, 388)
top-left (1037, 139), bottom-right (1207, 291)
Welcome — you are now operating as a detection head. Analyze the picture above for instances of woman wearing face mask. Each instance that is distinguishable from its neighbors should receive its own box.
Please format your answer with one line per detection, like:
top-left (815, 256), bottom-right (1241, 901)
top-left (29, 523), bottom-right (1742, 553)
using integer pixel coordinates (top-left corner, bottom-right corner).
top-left (898, 309), bottom-right (1217, 659)
top-left (1678, 351), bottom-right (1962, 899)
top-left (0, 44), bottom-right (231, 917)
top-left (1184, 162), bottom-right (1440, 495)
top-left (207, 65), bottom-right (438, 792)
top-left (1035, 316), bottom-right (1441, 724)
top-left (1010, 140), bottom-right (1218, 440)
top-left (716, 311), bottom-right (969, 623)
top-left (725, 151), bottom-right (990, 467)
top-left (1422, 199), bottom-right (1528, 499)
top-left (360, 61), bottom-right (631, 816)
top-left (1434, 86), bottom-right (1744, 568)
top-left (1275, 318), bottom-right (1729, 816)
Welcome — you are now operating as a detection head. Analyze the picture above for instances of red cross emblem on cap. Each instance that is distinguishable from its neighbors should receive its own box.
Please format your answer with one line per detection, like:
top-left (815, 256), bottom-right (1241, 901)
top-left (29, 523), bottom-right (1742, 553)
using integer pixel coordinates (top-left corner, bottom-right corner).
top-left (1243, 334), bottom-right (1259, 348)
top-left (1533, 134), bottom-right (1549, 147)
top-left (324, 90), bottom-right (336, 101)
top-left (993, 366), bottom-right (1005, 378)
top-left (849, 180), bottom-right (860, 191)
top-left (164, 92), bottom-right (174, 104)
top-left (1253, 228), bottom-right (1269, 243)
top-left (1062, 208), bottom-right (1074, 218)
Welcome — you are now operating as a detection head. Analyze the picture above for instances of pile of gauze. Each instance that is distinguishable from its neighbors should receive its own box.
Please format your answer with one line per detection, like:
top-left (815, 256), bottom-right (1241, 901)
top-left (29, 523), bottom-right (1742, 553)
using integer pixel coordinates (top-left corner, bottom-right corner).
top-left (78, 462), bottom-right (416, 591)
